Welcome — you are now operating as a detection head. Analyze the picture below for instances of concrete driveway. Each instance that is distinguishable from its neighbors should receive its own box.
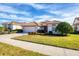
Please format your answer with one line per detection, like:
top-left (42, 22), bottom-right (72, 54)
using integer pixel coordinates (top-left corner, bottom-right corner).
top-left (0, 33), bottom-right (79, 56)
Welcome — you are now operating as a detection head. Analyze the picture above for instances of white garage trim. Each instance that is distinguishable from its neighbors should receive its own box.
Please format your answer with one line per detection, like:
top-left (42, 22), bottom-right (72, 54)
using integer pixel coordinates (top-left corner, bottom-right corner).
top-left (23, 26), bottom-right (37, 33)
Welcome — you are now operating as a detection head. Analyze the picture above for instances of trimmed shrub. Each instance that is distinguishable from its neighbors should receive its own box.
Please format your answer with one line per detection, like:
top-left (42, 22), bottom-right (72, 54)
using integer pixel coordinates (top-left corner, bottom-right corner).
top-left (11, 29), bottom-right (23, 33)
top-left (73, 30), bottom-right (79, 34)
top-left (55, 22), bottom-right (73, 36)
top-left (11, 30), bottom-right (17, 33)
top-left (48, 31), bottom-right (53, 35)
top-left (28, 32), bottom-right (37, 35)
top-left (16, 29), bottom-right (23, 33)
top-left (37, 30), bottom-right (45, 33)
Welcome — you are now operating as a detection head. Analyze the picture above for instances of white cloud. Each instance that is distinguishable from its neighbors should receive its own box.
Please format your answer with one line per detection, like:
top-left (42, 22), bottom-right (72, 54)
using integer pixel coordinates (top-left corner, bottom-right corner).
top-left (34, 14), bottom-right (75, 25)
top-left (34, 15), bottom-right (53, 22)
top-left (0, 3), bottom-right (79, 25)
top-left (35, 15), bottom-right (52, 19)
top-left (0, 13), bottom-right (18, 19)
top-left (43, 6), bottom-right (79, 25)
top-left (0, 13), bottom-right (33, 22)
top-left (0, 13), bottom-right (9, 18)
top-left (17, 17), bottom-right (33, 22)
top-left (0, 4), bottom-right (30, 16)
top-left (27, 3), bottom-right (46, 10)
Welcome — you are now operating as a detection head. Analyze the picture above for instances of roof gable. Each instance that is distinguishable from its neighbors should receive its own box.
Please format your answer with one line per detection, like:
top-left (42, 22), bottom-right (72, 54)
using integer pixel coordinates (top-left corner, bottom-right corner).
top-left (73, 17), bottom-right (79, 25)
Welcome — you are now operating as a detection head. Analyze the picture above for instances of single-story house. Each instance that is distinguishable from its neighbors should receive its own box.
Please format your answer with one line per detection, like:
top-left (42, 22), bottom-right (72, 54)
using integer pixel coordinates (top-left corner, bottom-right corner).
top-left (73, 17), bottom-right (79, 31)
top-left (2, 20), bottom-right (61, 33)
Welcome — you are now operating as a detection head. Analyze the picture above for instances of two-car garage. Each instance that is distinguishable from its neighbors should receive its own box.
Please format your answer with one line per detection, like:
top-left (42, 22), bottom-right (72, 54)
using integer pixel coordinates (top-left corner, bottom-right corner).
top-left (23, 26), bottom-right (38, 33)
top-left (22, 22), bottom-right (38, 33)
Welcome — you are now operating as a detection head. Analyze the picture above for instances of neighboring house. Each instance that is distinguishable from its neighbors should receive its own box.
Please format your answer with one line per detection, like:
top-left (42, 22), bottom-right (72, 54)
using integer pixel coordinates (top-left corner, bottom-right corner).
top-left (2, 20), bottom-right (60, 33)
top-left (2, 21), bottom-right (22, 30)
top-left (73, 17), bottom-right (79, 31)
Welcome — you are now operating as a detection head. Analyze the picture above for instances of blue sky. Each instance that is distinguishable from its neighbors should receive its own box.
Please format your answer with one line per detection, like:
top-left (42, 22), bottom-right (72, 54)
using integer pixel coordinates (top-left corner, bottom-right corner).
top-left (0, 3), bottom-right (79, 24)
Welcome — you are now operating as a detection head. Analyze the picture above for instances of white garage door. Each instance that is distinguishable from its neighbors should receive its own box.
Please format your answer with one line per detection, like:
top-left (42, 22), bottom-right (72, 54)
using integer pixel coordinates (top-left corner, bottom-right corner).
top-left (23, 27), bottom-right (37, 33)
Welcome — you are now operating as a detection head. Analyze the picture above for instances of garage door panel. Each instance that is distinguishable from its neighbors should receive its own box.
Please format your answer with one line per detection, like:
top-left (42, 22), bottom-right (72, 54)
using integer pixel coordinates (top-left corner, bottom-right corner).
top-left (23, 27), bottom-right (37, 32)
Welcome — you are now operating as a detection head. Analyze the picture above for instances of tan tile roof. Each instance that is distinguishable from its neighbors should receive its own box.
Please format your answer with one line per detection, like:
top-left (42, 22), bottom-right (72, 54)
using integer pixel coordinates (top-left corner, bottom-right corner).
top-left (2, 20), bottom-right (60, 27)
top-left (21, 22), bottom-right (38, 27)
top-left (38, 20), bottom-right (60, 26)
top-left (2, 21), bottom-right (38, 26)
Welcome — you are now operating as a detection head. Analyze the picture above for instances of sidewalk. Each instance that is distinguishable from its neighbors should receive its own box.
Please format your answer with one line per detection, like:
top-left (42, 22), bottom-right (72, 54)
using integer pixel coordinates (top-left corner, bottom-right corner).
top-left (0, 34), bottom-right (79, 56)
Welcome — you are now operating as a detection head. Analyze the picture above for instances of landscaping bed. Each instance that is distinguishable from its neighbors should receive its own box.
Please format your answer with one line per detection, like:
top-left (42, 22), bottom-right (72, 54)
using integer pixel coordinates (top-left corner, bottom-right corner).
top-left (14, 34), bottom-right (79, 50)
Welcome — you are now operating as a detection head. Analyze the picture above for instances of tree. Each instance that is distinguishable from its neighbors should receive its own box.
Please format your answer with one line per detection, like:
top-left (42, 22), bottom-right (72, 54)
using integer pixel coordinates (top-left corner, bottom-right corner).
top-left (55, 22), bottom-right (73, 36)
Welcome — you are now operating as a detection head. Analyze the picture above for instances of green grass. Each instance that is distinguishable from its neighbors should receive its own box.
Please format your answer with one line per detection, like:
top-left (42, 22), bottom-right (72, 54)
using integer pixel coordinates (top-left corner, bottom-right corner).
top-left (0, 42), bottom-right (44, 56)
top-left (14, 34), bottom-right (79, 50)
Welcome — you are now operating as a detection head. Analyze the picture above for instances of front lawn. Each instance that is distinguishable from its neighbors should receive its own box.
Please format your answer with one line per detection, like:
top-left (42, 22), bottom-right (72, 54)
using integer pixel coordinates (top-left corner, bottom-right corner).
top-left (0, 42), bottom-right (44, 56)
top-left (14, 34), bottom-right (79, 50)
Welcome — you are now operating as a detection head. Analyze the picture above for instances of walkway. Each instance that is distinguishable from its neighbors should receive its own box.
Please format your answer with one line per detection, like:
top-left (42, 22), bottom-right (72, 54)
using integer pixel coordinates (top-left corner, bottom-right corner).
top-left (0, 33), bottom-right (79, 56)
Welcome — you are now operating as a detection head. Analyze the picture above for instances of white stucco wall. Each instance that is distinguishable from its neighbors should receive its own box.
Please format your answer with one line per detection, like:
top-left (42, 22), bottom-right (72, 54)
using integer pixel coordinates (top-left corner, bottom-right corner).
top-left (47, 24), bottom-right (57, 32)
top-left (47, 24), bottom-right (53, 32)
top-left (10, 25), bottom-right (22, 30)
top-left (47, 24), bottom-right (60, 34)
top-left (23, 26), bottom-right (38, 33)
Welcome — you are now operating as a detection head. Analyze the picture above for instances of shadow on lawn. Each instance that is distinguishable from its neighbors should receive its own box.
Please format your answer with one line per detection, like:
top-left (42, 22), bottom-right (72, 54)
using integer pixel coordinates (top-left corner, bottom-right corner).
top-left (38, 33), bottom-right (69, 37)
